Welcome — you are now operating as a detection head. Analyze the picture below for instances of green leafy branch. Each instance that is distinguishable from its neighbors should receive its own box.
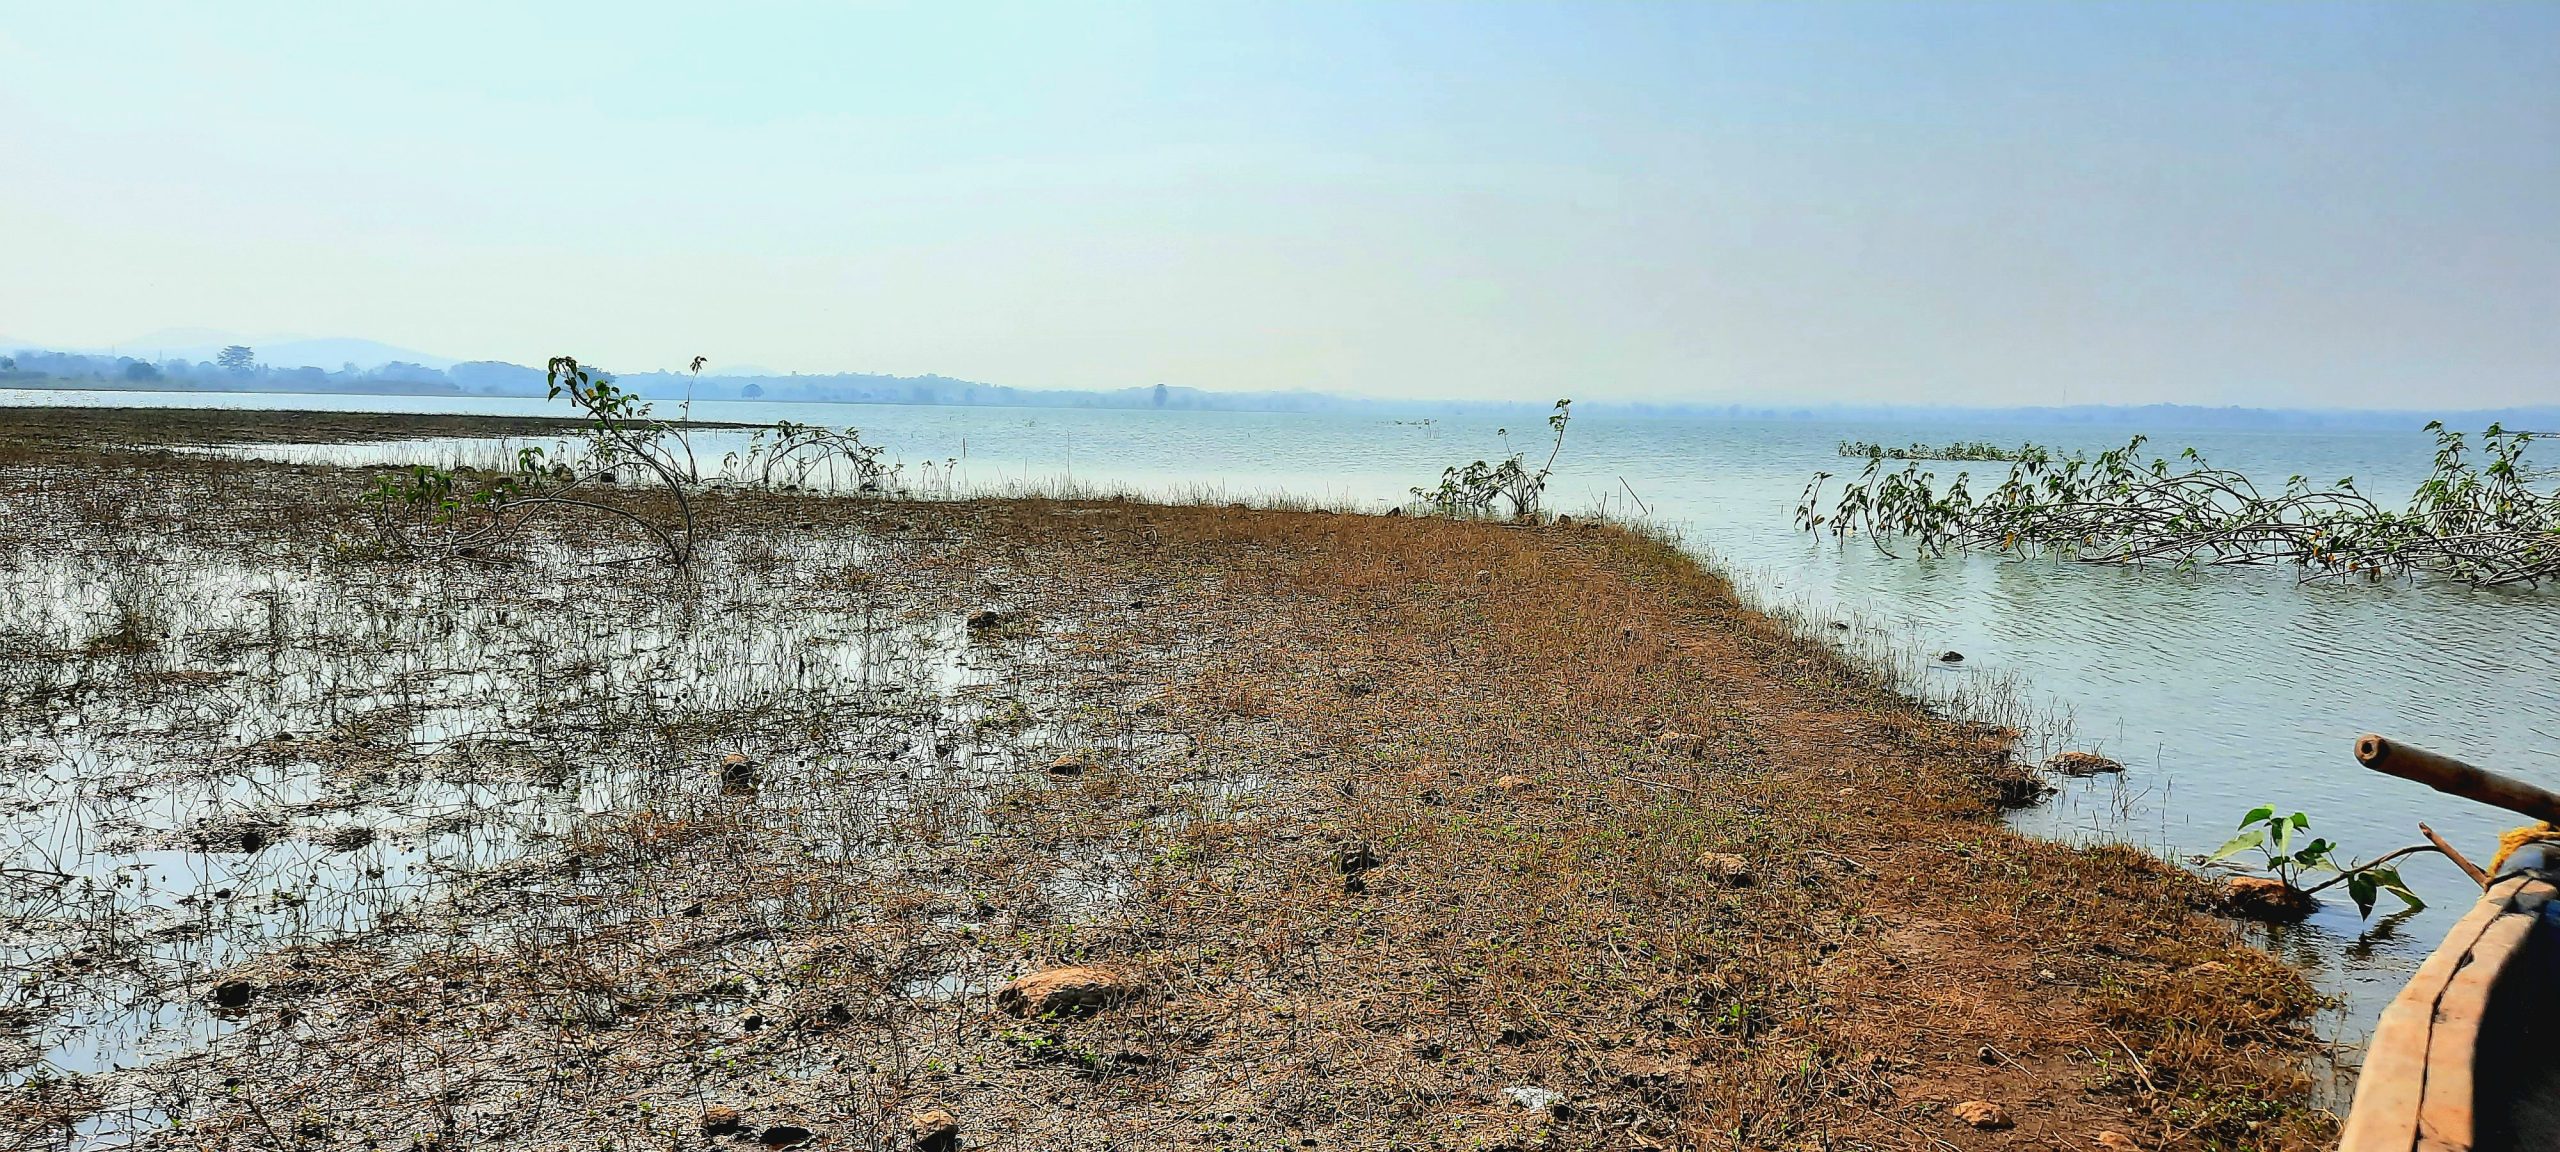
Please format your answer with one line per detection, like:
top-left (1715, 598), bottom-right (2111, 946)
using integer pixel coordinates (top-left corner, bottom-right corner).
top-left (1800, 423), bottom-right (2557, 588)
top-left (1412, 399), bottom-right (1572, 519)
top-left (2207, 806), bottom-right (2437, 919)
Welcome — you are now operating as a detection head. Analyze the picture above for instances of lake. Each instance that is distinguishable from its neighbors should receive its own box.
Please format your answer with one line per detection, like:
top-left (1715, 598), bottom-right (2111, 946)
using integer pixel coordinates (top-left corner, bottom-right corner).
top-left (10, 386), bottom-right (2558, 1066)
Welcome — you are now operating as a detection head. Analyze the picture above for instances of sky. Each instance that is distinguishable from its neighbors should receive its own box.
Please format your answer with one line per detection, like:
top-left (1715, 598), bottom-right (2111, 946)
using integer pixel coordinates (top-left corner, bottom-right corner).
top-left (2, 2), bottom-right (2554, 409)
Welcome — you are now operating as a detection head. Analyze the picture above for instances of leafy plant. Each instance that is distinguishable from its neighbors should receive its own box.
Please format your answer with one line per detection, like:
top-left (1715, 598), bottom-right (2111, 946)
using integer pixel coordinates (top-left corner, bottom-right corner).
top-left (1836, 439), bottom-right (2027, 462)
top-left (1413, 399), bottom-right (1571, 519)
top-left (1799, 423), bottom-right (2558, 588)
top-left (360, 354), bottom-right (912, 565)
top-left (721, 420), bottom-right (890, 492)
top-left (2208, 806), bottom-right (2426, 919)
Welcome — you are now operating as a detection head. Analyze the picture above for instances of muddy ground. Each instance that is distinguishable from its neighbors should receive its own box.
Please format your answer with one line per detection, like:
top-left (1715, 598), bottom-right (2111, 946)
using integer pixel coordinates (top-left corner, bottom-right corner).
top-left (0, 423), bottom-right (2331, 1150)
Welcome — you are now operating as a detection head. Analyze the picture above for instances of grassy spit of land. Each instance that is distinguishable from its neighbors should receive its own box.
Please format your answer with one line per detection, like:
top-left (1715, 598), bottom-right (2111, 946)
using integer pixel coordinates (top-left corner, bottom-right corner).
top-left (0, 415), bottom-right (2329, 1150)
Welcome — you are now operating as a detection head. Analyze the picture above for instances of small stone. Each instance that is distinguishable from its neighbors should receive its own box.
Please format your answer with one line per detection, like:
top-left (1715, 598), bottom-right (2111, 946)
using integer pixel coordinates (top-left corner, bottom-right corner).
top-left (2046, 751), bottom-right (2124, 777)
top-left (1951, 1100), bottom-right (2012, 1130)
top-left (2094, 1133), bottom-right (2141, 1151)
top-left (1502, 1085), bottom-right (1562, 1113)
top-left (701, 1106), bottom-right (745, 1136)
top-left (1494, 774), bottom-right (1535, 794)
top-left (2221, 876), bottom-right (2318, 921)
top-left (908, 1109), bottom-right (959, 1152)
top-left (997, 966), bottom-right (1140, 1017)
top-left (1702, 853), bottom-right (1754, 887)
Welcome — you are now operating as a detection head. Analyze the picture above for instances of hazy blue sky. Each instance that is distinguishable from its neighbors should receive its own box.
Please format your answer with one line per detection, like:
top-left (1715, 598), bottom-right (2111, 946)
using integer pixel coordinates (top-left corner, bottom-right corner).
top-left (3, 3), bottom-right (2553, 407)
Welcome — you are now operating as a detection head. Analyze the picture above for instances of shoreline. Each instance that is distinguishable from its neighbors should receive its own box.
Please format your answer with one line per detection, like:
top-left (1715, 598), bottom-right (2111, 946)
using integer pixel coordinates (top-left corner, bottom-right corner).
top-left (0, 404), bottom-right (763, 449)
top-left (0, 427), bottom-right (2333, 1149)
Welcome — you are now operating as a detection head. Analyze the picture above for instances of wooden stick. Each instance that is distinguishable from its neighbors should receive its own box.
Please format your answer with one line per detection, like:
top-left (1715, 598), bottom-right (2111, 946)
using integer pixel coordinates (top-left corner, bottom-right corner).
top-left (2420, 823), bottom-right (2490, 889)
top-left (2355, 734), bottom-right (2560, 825)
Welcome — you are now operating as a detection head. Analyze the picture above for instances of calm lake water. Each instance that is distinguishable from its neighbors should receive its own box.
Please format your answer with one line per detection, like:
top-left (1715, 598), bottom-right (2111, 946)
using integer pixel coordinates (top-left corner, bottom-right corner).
top-left (11, 387), bottom-right (2559, 1066)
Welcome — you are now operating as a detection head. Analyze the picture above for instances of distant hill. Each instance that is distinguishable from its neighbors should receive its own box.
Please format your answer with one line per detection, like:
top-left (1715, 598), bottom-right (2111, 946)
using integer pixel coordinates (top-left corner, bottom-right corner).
top-left (109, 330), bottom-right (458, 371)
top-left (5, 335), bottom-right (2554, 432)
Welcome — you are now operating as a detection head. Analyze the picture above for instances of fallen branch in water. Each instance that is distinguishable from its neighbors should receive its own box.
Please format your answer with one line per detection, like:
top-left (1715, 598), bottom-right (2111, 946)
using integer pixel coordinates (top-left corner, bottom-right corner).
top-left (1798, 423), bottom-right (2559, 588)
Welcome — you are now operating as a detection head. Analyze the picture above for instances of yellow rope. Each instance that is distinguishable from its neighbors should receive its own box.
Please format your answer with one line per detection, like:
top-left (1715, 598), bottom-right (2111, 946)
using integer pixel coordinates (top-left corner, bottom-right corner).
top-left (2492, 823), bottom-right (2560, 872)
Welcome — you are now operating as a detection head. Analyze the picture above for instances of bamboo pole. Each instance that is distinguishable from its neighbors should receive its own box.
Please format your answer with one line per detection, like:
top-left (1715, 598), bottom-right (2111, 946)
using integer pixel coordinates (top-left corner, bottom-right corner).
top-left (2418, 823), bottom-right (2490, 889)
top-left (2355, 734), bottom-right (2560, 826)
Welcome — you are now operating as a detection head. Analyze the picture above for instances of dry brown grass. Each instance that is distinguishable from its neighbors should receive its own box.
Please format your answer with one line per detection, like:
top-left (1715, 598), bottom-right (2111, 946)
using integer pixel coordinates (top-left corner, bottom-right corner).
top-left (0, 434), bottom-right (2329, 1151)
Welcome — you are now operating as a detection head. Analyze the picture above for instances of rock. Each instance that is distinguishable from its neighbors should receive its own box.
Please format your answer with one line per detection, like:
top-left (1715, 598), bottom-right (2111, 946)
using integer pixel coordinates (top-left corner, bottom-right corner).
top-left (997, 966), bottom-right (1140, 1017)
top-left (759, 1125), bottom-right (815, 1148)
top-left (701, 1106), bottom-right (745, 1136)
top-left (2220, 876), bottom-right (2318, 922)
top-left (1939, 650), bottom-right (1964, 663)
top-left (2046, 751), bottom-right (2124, 777)
top-left (1494, 774), bottom-right (1535, 794)
top-left (1702, 853), bottom-right (1755, 887)
top-left (2094, 1133), bottom-right (2141, 1151)
top-left (1951, 1100), bottom-right (2012, 1130)
top-left (1502, 1085), bottom-right (1562, 1113)
top-left (209, 980), bottom-right (255, 1009)
top-left (1982, 762), bottom-right (2055, 808)
top-left (908, 1109), bottom-right (959, 1152)
top-left (965, 609), bottom-right (1022, 633)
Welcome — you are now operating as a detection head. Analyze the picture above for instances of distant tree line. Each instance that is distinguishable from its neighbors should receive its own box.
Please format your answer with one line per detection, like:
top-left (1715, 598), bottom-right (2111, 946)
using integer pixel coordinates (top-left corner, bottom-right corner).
top-left (0, 344), bottom-right (1268, 409)
top-left (0, 346), bottom-right (559, 397)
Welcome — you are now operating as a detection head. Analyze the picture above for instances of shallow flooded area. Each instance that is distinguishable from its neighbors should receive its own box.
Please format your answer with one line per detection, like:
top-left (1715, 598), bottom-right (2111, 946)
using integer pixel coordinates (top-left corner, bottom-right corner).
top-left (0, 452), bottom-right (1201, 1143)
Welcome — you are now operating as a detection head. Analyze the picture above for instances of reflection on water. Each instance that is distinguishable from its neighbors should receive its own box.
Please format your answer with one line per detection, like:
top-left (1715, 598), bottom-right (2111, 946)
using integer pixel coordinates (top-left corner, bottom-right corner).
top-left (12, 388), bottom-right (2558, 1061)
top-left (0, 518), bottom-right (1161, 1138)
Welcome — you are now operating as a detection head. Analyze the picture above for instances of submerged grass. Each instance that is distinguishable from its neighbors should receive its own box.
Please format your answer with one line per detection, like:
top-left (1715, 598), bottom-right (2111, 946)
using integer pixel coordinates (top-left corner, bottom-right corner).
top-left (0, 424), bottom-right (2332, 1150)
